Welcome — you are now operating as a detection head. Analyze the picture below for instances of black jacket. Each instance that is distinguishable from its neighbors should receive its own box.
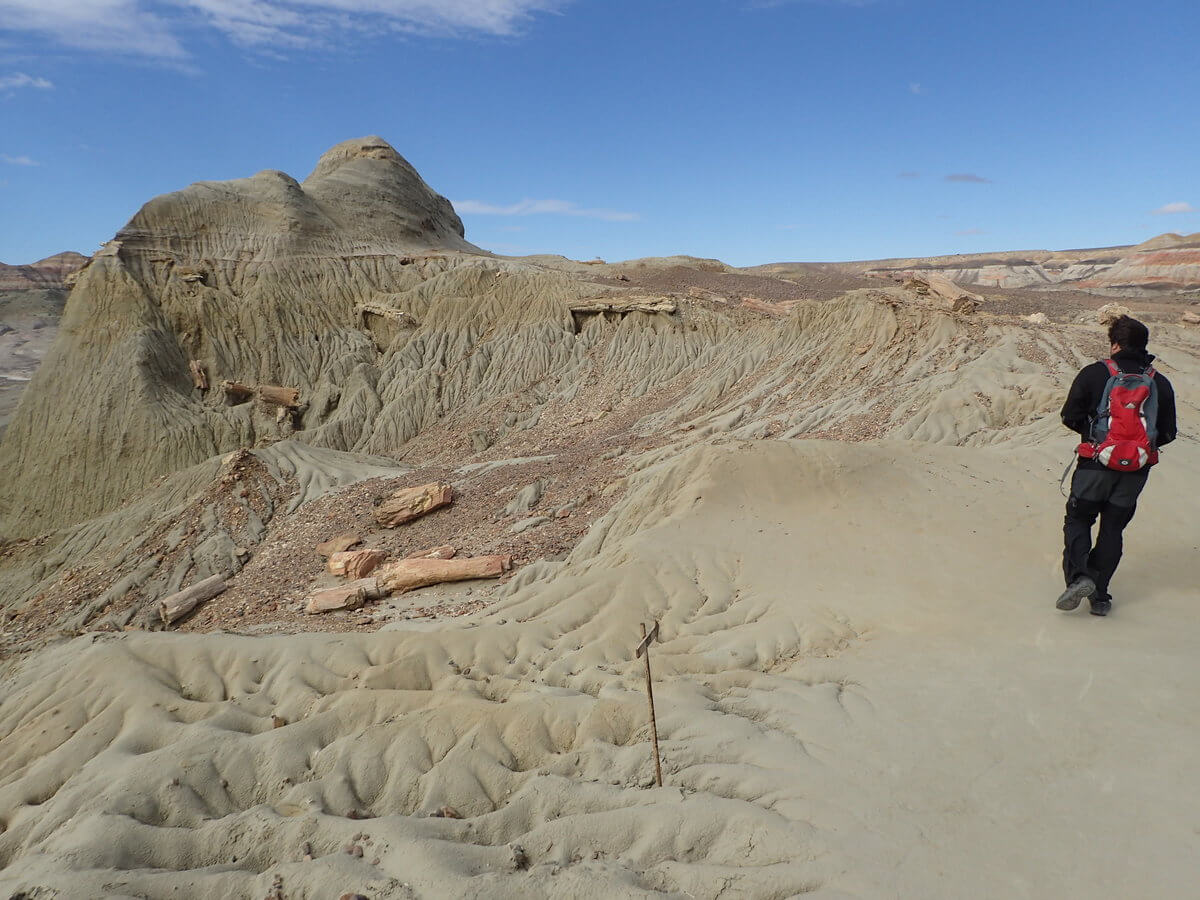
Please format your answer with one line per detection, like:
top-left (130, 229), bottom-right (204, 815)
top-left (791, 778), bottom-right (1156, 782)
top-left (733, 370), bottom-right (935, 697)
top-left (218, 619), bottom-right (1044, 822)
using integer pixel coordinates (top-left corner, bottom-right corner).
top-left (1061, 348), bottom-right (1177, 469)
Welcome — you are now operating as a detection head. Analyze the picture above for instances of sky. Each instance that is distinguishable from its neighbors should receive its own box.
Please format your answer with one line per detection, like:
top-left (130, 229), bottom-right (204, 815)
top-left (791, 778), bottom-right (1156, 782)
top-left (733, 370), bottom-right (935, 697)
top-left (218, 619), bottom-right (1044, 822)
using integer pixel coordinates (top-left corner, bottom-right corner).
top-left (0, 0), bottom-right (1197, 267)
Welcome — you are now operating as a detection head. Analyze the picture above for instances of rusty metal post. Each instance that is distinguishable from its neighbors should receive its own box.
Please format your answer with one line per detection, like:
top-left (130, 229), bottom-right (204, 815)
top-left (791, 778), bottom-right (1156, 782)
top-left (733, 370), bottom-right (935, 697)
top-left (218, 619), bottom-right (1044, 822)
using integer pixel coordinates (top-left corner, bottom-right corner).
top-left (637, 621), bottom-right (663, 787)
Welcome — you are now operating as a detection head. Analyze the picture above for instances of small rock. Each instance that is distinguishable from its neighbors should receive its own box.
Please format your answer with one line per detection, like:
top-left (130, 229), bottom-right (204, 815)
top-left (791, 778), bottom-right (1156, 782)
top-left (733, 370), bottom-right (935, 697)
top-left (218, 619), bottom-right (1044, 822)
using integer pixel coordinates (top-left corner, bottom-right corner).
top-left (510, 843), bottom-right (529, 869)
top-left (1024, 312), bottom-right (1049, 325)
top-left (271, 714), bottom-right (286, 728)
top-left (432, 806), bottom-right (461, 819)
top-left (352, 845), bottom-right (364, 858)
top-left (509, 515), bottom-right (551, 535)
top-left (1096, 302), bottom-right (1131, 325)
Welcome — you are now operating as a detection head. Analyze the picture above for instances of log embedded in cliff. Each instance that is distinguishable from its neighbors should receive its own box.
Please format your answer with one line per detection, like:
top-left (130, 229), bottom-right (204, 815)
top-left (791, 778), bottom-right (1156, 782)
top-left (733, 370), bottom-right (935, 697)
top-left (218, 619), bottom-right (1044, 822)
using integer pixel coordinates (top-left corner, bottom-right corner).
top-left (222, 380), bottom-right (254, 404)
top-left (159, 574), bottom-right (227, 625)
top-left (569, 296), bottom-right (677, 315)
top-left (189, 360), bottom-right (208, 391)
top-left (257, 384), bottom-right (301, 408)
top-left (374, 482), bottom-right (454, 528)
top-left (377, 555), bottom-right (512, 594)
top-left (328, 549), bottom-right (388, 579)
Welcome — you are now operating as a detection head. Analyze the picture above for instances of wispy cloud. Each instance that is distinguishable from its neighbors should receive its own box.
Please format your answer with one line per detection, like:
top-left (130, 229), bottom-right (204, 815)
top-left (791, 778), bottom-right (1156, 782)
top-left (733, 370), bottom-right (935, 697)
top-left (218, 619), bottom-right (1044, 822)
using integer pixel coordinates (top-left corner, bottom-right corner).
top-left (454, 198), bottom-right (639, 222)
top-left (955, 227), bottom-right (986, 236)
top-left (0, 0), bottom-right (563, 59)
top-left (1150, 201), bottom-right (1194, 215)
top-left (944, 173), bottom-right (992, 184)
top-left (908, 82), bottom-right (922, 94)
top-left (0, 73), bottom-right (53, 90)
top-left (1, 154), bottom-right (40, 166)
top-left (898, 171), bottom-right (920, 178)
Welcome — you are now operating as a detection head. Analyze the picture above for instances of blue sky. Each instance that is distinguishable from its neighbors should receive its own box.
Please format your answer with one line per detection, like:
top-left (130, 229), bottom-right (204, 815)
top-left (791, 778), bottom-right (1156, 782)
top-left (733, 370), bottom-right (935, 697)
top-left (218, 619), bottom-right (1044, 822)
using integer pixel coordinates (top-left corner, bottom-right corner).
top-left (1, 0), bottom-right (1197, 267)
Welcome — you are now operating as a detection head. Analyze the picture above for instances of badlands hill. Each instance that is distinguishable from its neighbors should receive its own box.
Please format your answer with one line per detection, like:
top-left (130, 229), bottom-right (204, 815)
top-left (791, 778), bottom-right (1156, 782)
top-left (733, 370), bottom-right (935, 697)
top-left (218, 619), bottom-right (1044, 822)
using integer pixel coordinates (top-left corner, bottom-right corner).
top-left (0, 138), bottom-right (1198, 899)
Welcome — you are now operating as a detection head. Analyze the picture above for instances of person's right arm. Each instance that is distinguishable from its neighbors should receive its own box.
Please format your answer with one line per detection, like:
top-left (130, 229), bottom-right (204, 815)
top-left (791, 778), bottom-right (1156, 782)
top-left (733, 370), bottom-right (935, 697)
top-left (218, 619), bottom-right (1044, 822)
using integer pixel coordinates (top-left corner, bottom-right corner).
top-left (1060, 365), bottom-right (1097, 438)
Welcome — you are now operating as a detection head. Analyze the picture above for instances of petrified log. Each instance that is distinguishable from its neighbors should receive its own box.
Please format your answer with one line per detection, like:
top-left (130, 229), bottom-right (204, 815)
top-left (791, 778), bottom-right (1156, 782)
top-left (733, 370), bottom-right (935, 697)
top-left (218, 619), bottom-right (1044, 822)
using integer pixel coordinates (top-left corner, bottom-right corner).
top-left (377, 555), bottom-right (512, 594)
top-left (316, 533), bottom-right (362, 557)
top-left (305, 578), bottom-right (383, 614)
top-left (569, 296), bottom-right (677, 315)
top-left (1181, 310), bottom-right (1200, 325)
top-left (159, 574), bottom-right (226, 625)
top-left (403, 545), bottom-right (457, 560)
top-left (222, 380), bottom-right (254, 404)
top-left (189, 359), bottom-right (208, 391)
top-left (328, 549), bottom-right (388, 579)
top-left (374, 482), bottom-right (453, 528)
top-left (257, 384), bottom-right (301, 408)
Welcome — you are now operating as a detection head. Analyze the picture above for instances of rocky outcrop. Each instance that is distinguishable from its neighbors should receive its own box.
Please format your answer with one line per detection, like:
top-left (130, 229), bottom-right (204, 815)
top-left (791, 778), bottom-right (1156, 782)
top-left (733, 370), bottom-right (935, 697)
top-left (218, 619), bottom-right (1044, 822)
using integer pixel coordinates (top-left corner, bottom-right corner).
top-left (852, 233), bottom-right (1200, 297)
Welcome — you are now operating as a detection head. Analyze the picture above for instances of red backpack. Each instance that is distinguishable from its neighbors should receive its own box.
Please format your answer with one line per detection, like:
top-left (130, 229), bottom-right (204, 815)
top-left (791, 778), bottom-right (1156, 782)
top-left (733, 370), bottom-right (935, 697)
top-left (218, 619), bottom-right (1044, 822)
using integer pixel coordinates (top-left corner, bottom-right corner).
top-left (1077, 359), bottom-right (1160, 471)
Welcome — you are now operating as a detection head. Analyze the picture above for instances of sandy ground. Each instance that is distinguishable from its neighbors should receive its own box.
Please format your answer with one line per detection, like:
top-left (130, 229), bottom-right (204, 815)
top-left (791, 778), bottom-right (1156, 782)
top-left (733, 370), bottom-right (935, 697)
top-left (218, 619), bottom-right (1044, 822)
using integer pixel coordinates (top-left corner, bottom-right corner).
top-left (2, 432), bottom-right (1198, 898)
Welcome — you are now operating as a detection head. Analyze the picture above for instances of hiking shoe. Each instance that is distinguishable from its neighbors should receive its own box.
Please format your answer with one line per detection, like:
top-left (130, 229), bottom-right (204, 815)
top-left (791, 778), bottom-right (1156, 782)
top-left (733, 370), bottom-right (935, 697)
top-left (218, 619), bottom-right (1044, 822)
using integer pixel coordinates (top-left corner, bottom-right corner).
top-left (1056, 577), bottom-right (1097, 611)
top-left (1090, 598), bottom-right (1112, 616)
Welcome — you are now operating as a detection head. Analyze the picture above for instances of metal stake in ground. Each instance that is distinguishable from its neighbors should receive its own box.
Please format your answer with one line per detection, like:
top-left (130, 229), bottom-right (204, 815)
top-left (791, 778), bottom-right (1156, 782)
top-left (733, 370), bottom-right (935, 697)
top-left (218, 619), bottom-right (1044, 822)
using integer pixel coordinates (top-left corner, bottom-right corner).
top-left (636, 621), bottom-right (663, 787)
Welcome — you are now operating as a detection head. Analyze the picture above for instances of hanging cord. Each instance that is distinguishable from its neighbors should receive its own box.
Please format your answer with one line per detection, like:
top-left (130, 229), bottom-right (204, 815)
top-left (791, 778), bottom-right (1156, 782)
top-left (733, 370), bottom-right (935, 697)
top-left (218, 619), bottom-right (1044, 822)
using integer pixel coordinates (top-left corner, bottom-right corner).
top-left (1059, 455), bottom-right (1076, 498)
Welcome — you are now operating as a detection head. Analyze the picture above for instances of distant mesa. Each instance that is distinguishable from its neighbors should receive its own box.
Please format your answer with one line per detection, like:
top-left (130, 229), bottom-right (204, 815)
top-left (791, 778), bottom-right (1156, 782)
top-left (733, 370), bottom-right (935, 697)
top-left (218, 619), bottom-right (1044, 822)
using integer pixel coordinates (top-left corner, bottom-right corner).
top-left (0, 251), bottom-right (88, 291)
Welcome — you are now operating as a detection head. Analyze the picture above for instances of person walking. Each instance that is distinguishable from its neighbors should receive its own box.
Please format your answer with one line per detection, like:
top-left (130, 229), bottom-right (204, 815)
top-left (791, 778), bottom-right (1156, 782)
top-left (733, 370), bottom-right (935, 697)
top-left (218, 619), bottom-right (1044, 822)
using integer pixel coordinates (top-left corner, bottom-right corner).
top-left (1058, 315), bottom-right (1177, 615)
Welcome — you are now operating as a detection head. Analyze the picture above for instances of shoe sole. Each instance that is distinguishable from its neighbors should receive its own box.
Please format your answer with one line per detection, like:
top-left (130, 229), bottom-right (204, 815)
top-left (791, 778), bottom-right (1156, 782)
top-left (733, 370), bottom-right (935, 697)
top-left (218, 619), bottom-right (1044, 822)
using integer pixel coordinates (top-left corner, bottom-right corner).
top-left (1090, 605), bottom-right (1111, 617)
top-left (1056, 580), bottom-right (1096, 611)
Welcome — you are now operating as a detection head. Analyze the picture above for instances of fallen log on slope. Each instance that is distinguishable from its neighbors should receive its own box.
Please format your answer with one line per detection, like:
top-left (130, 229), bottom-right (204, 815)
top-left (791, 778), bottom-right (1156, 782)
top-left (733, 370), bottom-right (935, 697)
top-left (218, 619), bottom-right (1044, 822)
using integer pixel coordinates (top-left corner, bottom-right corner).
top-left (328, 549), bottom-right (388, 579)
top-left (305, 578), bottom-right (383, 614)
top-left (377, 555), bottom-right (512, 594)
top-left (374, 482), bottom-right (453, 528)
top-left (159, 574), bottom-right (227, 625)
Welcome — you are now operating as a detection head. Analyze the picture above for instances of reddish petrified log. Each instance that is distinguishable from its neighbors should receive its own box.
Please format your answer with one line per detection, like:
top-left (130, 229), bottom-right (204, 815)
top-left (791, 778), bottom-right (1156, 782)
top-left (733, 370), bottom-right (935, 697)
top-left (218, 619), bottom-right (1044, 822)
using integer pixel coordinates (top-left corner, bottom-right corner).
top-left (403, 545), bottom-right (457, 560)
top-left (221, 380), bottom-right (254, 404)
top-left (257, 384), bottom-right (301, 408)
top-left (328, 549), bottom-right (388, 579)
top-left (377, 555), bottom-right (512, 594)
top-left (316, 533), bottom-right (361, 557)
top-left (305, 578), bottom-right (383, 614)
top-left (374, 482), bottom-right (453, 528)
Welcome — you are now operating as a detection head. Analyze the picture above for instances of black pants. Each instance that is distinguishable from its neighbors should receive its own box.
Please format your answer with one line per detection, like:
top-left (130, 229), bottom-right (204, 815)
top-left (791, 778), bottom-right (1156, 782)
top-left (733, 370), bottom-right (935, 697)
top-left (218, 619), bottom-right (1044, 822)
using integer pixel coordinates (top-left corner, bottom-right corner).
top-left (1063, 467), bottom-right (1149, 602)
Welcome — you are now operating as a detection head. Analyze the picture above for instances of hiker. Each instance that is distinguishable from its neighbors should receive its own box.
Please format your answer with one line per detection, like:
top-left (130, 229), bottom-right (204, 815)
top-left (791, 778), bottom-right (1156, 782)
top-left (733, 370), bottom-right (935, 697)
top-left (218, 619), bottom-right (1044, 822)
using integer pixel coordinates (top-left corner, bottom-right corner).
top-left (1057, 315), bottom-right (1177, 615)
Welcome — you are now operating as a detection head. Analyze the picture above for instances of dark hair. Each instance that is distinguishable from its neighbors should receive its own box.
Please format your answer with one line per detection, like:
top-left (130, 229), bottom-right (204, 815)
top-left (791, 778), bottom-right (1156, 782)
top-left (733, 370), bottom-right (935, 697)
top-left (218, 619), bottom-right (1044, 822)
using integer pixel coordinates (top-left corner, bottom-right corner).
top-left (1108, 315), bottom-right (1149, 351)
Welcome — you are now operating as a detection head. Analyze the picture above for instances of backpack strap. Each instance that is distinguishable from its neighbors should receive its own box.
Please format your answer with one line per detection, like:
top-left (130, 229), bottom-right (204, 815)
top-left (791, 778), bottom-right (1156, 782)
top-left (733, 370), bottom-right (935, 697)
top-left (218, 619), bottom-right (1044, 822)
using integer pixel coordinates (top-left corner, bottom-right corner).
top-left (1102, 358), bottom-right (1119, 376)
top-left (1144, 365), bottom-right (1156, 379)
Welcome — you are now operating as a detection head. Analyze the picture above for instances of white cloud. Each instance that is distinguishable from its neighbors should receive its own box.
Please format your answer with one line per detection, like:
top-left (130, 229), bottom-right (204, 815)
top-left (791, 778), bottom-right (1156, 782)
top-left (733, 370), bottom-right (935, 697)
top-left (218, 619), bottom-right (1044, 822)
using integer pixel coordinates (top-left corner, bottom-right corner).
top-left (0, 72), bottom-right (53, 90)
top-left (0, 0), bottom-right (562, 58)
top-left (908, 82), bottom-right (922, 94)
top-left (955, 227), bottom-right (985, 236)
top-left (454, 198), bottom-right (639, 222)
top-left (1, 154), bottom-right (40, 166)
top-left (1150, 201), bottom-right (1195, 215)
top-left (944, 173), bottom-right (992, 184)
